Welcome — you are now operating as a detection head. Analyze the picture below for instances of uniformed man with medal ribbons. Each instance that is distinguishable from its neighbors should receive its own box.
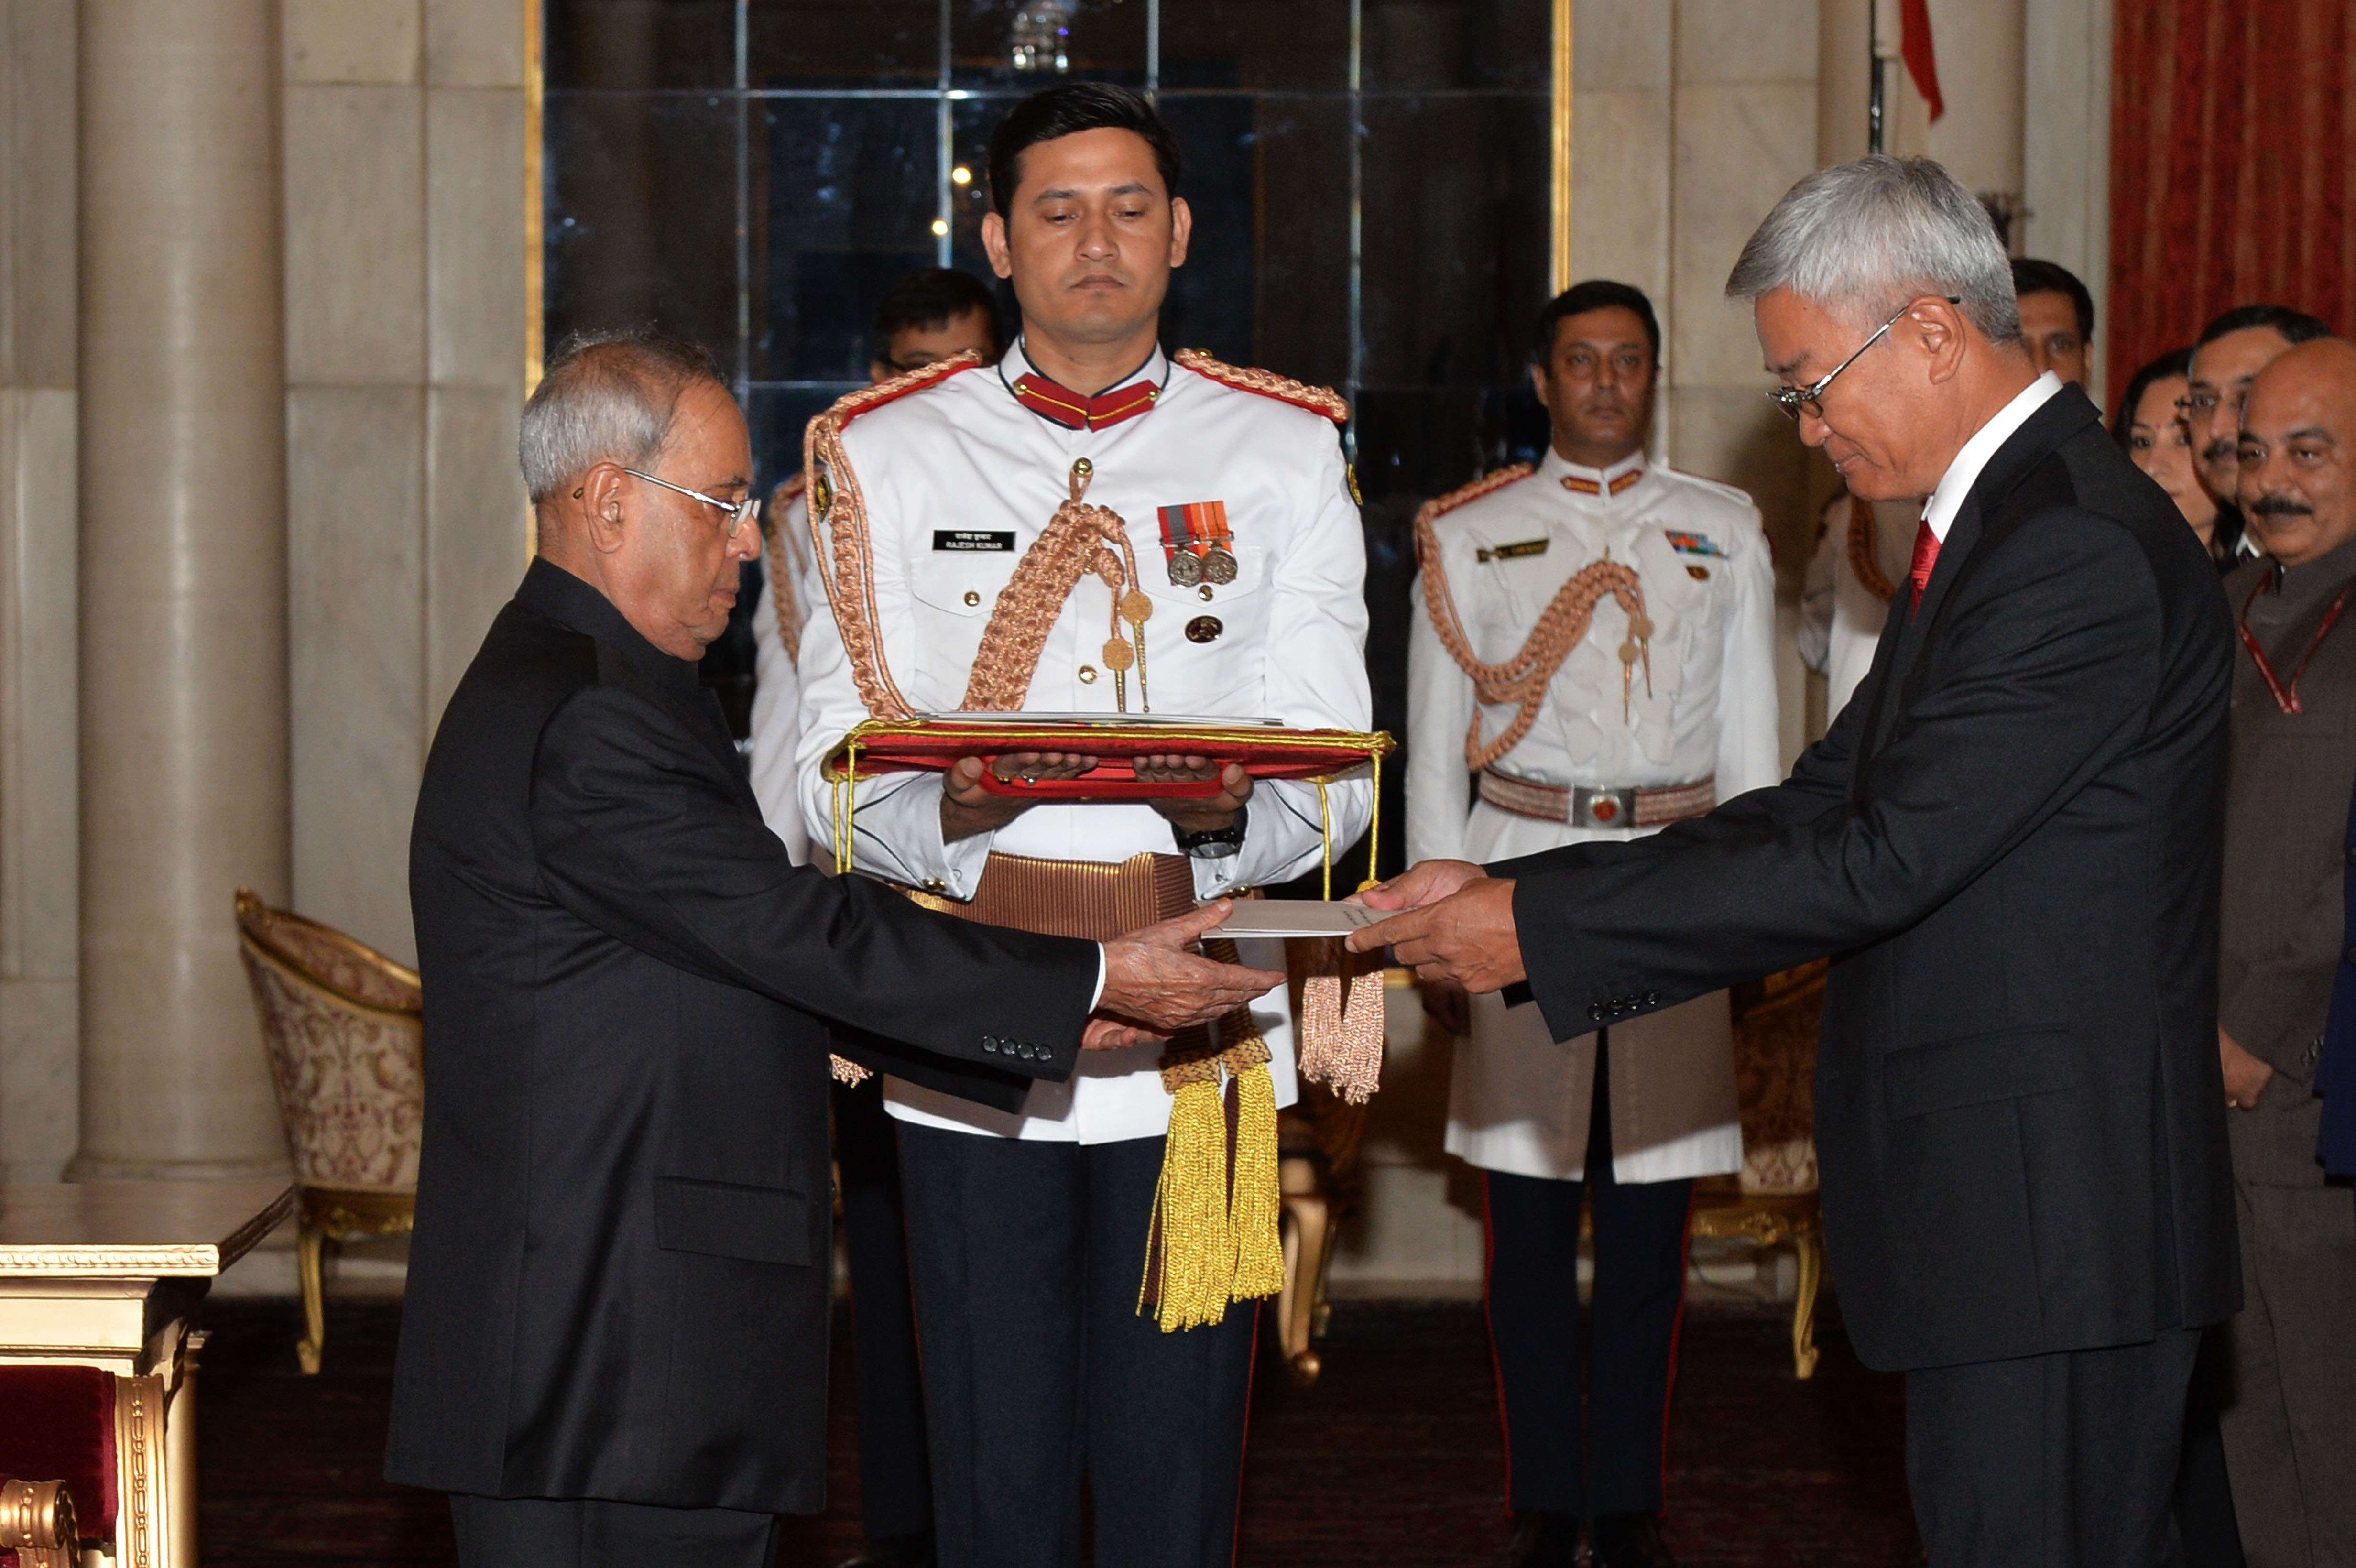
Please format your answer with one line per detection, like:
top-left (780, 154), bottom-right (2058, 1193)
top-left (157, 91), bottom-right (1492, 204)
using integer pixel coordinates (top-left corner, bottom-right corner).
top-left (1405, 282), bottom-right (1779, 1568)
top-left (792, 85), bottom-right (1371, 1568)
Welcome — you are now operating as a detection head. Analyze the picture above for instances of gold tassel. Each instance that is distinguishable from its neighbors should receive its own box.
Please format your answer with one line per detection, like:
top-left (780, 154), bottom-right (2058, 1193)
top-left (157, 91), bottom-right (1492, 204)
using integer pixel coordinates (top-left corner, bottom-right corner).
top-left (1227, 1059), bottom-right (1285, 1300)
top-left (1142, 1071), bottom-right (1234, 1331)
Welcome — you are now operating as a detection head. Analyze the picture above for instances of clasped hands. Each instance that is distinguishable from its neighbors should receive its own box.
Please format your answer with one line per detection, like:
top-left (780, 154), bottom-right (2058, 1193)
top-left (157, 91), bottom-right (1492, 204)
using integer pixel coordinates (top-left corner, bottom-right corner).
top-left (1340, 858), bottom-right (1527, 994)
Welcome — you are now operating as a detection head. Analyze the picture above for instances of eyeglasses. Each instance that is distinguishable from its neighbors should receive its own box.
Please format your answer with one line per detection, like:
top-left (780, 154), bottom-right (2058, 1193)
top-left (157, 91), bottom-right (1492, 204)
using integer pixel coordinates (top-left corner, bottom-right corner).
top-left (1765, 297), bottom-right (1963, 423)
top-left (622, 468), bottom-right (761, 541)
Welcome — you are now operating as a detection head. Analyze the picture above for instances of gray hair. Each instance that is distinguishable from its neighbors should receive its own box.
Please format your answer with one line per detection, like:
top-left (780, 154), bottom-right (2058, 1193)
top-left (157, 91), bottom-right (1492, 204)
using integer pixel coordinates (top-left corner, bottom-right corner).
top-left (1724, 155), bottom-right (2021, 346)
top-left (518, 328), bottom-right (728, 505)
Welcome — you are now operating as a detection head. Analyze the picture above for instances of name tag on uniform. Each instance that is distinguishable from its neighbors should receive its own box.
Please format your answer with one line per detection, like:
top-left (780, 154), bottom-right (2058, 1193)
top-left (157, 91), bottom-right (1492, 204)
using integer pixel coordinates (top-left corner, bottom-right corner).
top-left (1477, 538), bottom-right (1549, 563)
top-left (1663, 530), bottom-right (1725, 558)
top-left (934, 530), bottom-right (1015, 553)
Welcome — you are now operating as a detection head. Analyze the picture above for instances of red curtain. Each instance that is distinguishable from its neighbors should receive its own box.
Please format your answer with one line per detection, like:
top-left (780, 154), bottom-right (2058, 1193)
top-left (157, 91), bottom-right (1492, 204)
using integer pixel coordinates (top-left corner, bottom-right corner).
top-left (2107, 0), bottom-right (2356, 408)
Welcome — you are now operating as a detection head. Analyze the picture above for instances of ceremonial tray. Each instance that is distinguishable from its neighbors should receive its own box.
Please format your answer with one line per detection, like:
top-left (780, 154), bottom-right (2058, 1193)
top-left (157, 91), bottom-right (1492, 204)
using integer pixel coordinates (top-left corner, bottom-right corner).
top-left (820, 715), bottom-right (1393, 803)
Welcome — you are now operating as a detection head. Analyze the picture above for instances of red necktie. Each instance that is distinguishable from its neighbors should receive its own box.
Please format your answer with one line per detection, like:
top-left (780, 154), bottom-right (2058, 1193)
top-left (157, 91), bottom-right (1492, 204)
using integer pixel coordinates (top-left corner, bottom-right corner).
top-left (1908, 517), bottom-right (1941, 610)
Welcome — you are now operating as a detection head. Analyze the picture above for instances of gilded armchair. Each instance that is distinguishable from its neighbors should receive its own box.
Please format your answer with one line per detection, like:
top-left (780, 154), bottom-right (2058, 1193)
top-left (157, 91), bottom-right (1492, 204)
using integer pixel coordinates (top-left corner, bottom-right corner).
top-left (1691, 959), bottom-right (1829, 1377)
top-left (233, 890), bottom-right (424, 1374)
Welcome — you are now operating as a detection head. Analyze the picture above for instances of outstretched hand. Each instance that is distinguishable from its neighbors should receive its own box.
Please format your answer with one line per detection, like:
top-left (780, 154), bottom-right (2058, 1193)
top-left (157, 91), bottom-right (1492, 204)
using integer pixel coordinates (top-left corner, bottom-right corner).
top-left (1095, 900), bottom-right (1285, 1040)
top-left (1346, 871), bottom-right (1527, 994)
top-left (1350, 858), bottom-right (1488, 913)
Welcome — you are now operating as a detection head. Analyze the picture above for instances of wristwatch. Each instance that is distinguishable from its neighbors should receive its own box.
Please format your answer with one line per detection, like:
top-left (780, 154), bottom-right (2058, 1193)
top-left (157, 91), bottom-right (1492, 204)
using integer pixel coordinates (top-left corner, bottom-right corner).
top-left (1172, 804), bottom-right (1248, 859)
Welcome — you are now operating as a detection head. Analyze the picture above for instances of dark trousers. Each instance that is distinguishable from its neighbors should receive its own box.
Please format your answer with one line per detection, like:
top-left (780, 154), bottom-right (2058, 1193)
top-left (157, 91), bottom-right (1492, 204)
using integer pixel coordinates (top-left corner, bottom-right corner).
top-left (2173, 1329), bottom-right (2244, 1568)
top-left (835, 1076), bottom-right (933, 1541)
top-left (1904, 1325), bottom-right (2200, 1568)
top-left (896, 1122), bottom-right (1257, 1568)
top-left (447, 1494), bottom-right (777, 1568)
top-left (1482, 1038), bottom-right (1693, 1518)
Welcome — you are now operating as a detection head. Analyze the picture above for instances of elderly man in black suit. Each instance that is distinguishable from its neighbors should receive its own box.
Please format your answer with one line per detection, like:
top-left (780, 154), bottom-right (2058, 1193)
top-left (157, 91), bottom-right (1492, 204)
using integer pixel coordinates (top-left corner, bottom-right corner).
top-left (383, 329), bottom-right (1279, 1568)
top-left (1350, 155), bottom-right (2241, 1568)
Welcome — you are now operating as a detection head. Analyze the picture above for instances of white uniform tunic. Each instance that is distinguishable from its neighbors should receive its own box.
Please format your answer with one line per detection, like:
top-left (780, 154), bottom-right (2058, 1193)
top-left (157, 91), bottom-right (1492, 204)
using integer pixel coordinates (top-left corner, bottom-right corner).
top-left (795, 339), bottom-right (1374, 1145)
top-left (1406, 448), bottom-right (1778, 1183)
top-left (749, 482), bottom-right (815, 865)
top-left (1798, 491), bottom-right (1912, 719)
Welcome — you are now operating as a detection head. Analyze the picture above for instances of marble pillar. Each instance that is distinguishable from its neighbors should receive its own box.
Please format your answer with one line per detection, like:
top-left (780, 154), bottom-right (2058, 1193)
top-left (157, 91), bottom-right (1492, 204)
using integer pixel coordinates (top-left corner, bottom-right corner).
top-left (72, 0), bottom-right (290, 1179)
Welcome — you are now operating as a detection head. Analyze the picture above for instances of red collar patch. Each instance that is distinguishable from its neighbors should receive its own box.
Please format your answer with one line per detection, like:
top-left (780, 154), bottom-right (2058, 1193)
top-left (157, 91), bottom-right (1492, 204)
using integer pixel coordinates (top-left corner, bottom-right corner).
top-left (1561, 468), bottom-right (1643, 497)
top-left (1013, 371), bottom-right (1161, 431)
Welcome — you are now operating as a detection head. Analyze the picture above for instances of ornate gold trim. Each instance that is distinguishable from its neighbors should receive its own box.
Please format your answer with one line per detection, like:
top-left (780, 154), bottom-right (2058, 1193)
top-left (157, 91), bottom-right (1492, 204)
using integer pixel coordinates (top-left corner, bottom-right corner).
top-left (523, 0), bottom-right (545, 561)
top-left (0, 1245), bottom-right (221, 1278)
top-left (1549, 0), bottom-right (1573, 295)
top-left (117, 1375), bottom-right (161, 1568)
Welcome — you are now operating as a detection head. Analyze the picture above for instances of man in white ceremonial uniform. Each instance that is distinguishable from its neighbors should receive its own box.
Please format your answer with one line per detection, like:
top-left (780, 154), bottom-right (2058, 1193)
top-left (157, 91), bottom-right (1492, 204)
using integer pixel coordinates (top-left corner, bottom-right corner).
top-left (1407, 281), bottom-right (1778, 1568)
top-left (792, 84), bottom-right (1369, 1568)
top-left (749, 265), bottom-right (1002, 1568)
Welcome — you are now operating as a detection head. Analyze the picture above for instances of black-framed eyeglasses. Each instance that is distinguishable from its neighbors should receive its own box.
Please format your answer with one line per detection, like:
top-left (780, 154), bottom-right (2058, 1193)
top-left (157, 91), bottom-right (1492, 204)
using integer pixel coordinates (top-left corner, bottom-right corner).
top-left (1765, 296), bottom-right (1963, 423)
top-left (622, 468), bottom-right (761, 541)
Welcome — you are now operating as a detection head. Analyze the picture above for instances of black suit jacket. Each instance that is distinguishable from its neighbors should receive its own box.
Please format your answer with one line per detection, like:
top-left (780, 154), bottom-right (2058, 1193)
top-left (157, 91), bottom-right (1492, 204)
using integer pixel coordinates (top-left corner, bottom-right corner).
top-left (385, 560), bottom-right (1098, 1511)
top-left (1494, 388), bottom-right (2241, 1372)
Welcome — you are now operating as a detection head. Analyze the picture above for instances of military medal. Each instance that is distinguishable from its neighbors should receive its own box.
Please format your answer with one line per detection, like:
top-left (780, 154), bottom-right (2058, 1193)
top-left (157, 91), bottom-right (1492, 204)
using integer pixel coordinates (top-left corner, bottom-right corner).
top-left (1158, 501), bottom-right (1235, 588)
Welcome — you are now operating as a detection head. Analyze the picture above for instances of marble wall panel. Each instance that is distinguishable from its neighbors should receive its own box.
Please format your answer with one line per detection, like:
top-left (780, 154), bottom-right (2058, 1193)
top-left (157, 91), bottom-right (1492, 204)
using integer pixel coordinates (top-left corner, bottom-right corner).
top-left (285, 85), bottom-right (427, 385)
top-left (1573, 0), bottom-right (1669, 91)
top-left (1675, 0), bottom-right (1819, 86)
top-left (428, 87), bottom-right (526, 388)
top-left (285, 0), bottom-right (422, 85)
top-left (1, 0), bottom-right (76, 389)
top-left (427, 383), bottom-right (526, 727)
top-left (427, 0), bottom-right (526, 87)
top-left (0, 388), bottom-right (76, 1179)
top-left (289, 385), bottom-right (426, 961)
top-left (1569, 88), bottom-right (1671, 308)
top-left (1669, 82), bottom-right (1818, 389)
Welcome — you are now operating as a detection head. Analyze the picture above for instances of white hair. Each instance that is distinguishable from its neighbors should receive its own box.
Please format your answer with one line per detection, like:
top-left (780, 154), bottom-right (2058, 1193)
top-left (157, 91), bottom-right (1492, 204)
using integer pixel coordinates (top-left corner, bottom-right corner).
top-left (518, 328), bottom-right (726, 505)
top-left (1725, 155), bottom-right (2021, 346)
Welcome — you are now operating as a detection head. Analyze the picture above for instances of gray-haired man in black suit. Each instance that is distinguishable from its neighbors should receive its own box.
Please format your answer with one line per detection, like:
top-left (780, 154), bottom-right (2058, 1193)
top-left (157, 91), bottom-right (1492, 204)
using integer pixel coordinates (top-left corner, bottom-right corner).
top-left (384, 329), bottom-right (1278, 1568)
top-left (1351, 156), bottom-right (2242, 1568)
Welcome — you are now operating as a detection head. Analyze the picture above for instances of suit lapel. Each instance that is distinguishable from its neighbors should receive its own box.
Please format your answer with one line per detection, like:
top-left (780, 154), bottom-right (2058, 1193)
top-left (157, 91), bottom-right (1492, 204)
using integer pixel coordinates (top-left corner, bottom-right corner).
top-left (1851, 388), bottom-right (2102, 771)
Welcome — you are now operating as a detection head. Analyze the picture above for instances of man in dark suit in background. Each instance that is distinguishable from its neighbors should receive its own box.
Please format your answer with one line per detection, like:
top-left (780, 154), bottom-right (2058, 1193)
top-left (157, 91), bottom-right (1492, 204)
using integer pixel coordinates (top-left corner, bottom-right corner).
top-left (385, 329), bottom-right (1279, 1568)
top-left (2211, 338), bottom-right (2356, 1565)
top-left (1350, 155), bottom-right (2241, 1567)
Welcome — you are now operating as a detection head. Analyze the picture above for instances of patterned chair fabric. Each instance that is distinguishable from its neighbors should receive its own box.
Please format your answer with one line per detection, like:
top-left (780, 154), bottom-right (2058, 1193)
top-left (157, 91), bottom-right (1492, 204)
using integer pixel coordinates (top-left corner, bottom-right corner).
top-left (1729, 959), bottom-right (1825, 1194)
top-left (234, 890), bottom-right (424, 1193)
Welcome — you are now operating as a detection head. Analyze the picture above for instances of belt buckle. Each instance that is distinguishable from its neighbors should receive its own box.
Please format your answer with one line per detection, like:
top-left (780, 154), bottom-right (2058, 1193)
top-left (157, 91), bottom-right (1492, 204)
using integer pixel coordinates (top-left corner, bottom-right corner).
top-left (1571, 785), bottom-right (1635, 828)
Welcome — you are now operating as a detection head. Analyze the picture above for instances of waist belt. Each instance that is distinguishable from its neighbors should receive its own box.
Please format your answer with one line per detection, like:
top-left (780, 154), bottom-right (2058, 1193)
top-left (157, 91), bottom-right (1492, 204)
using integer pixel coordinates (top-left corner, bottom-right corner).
top-left (1479, 768), bottom-right (1715, 830)
top-left (899, 850), bottom-right (1197, 940)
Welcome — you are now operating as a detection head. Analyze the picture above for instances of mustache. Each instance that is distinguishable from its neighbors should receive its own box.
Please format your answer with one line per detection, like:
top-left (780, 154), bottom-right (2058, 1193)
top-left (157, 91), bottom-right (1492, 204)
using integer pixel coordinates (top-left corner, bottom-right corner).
top-left (2250, 493), bottom-right (2316, 519)
top-left (2202, 438), bottom-right (2238, 465)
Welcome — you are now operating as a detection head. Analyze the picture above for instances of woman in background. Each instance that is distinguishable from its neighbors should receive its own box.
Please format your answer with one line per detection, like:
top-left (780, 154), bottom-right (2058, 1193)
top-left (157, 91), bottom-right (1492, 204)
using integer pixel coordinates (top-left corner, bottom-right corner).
top-left (2116, 346), bottom-right (2243, 570)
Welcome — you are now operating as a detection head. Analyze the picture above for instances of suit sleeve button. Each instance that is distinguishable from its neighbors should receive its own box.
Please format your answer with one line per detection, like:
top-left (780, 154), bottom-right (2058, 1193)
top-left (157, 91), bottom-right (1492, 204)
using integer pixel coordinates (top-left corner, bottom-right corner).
top-left (1645, 991), bottom-right (1661, 1007)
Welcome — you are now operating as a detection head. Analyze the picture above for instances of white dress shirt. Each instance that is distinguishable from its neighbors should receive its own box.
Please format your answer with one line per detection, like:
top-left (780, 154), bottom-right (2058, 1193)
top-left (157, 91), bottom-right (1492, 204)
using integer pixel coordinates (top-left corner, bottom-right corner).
top-left (1407, 447), bottom-right (1780, 1183)
top-left (1922, 371), bottom-right (2064, 544)
top-left (793, 338), bottom-right (1374, 1143)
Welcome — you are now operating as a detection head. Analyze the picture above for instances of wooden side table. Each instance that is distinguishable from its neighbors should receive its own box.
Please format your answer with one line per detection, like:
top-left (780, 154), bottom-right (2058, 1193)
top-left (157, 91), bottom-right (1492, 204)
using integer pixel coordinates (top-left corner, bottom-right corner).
top-left (0, 1180), bottom-right (293, 1568)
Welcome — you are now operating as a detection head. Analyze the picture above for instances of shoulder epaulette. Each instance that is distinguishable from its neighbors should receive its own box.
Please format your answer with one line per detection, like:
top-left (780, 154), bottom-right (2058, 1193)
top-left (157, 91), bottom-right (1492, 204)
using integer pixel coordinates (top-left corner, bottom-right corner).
top-left (1656, 465), bottom-right (1757, 512)
top-left (810, 350), bottom-right (983, 442)
top-left (1173, 348), bottom-right (1350, 425)
top-left (1413, 464), bottom-right (1536, 535)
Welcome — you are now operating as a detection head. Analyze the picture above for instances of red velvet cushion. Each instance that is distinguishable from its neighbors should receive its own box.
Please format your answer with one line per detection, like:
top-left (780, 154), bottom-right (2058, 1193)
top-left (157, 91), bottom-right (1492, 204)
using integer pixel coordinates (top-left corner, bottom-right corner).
top-left (0, 1364), bottom-right (118, 1546)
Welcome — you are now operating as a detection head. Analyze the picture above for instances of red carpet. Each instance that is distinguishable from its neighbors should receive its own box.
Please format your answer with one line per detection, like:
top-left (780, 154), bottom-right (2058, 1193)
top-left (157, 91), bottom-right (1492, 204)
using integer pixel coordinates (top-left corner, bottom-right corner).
top-left (194, 1299), bottom-right (1913, 1566)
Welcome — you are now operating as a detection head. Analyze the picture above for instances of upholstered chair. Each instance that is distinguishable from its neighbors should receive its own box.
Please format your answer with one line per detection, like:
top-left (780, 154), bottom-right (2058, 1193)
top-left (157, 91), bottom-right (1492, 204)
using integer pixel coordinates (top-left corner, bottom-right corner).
top-left (0, 1365), bottom-right (146, 1567)
top-left (1691, 959), bottom-right (1831, 1377)
top-left (233, 890), bottom-right (423, 1374)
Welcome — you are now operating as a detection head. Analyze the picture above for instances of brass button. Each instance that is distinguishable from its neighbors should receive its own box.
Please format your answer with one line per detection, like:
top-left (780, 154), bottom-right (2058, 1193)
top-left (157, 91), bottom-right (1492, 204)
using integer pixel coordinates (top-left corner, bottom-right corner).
top-left (1078, 665), bottom-right (1098, 683)
top-left (1185, 615), bottom-right (1223, 643)
top-left (1199, 584), bottom-right (1215, 601)
top-left (1685, 565), bottom-right (1709, 581)
top-left (963, 589), bottom-right (981, 607)
top-left (923, 878), bottom-right (947, 894)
